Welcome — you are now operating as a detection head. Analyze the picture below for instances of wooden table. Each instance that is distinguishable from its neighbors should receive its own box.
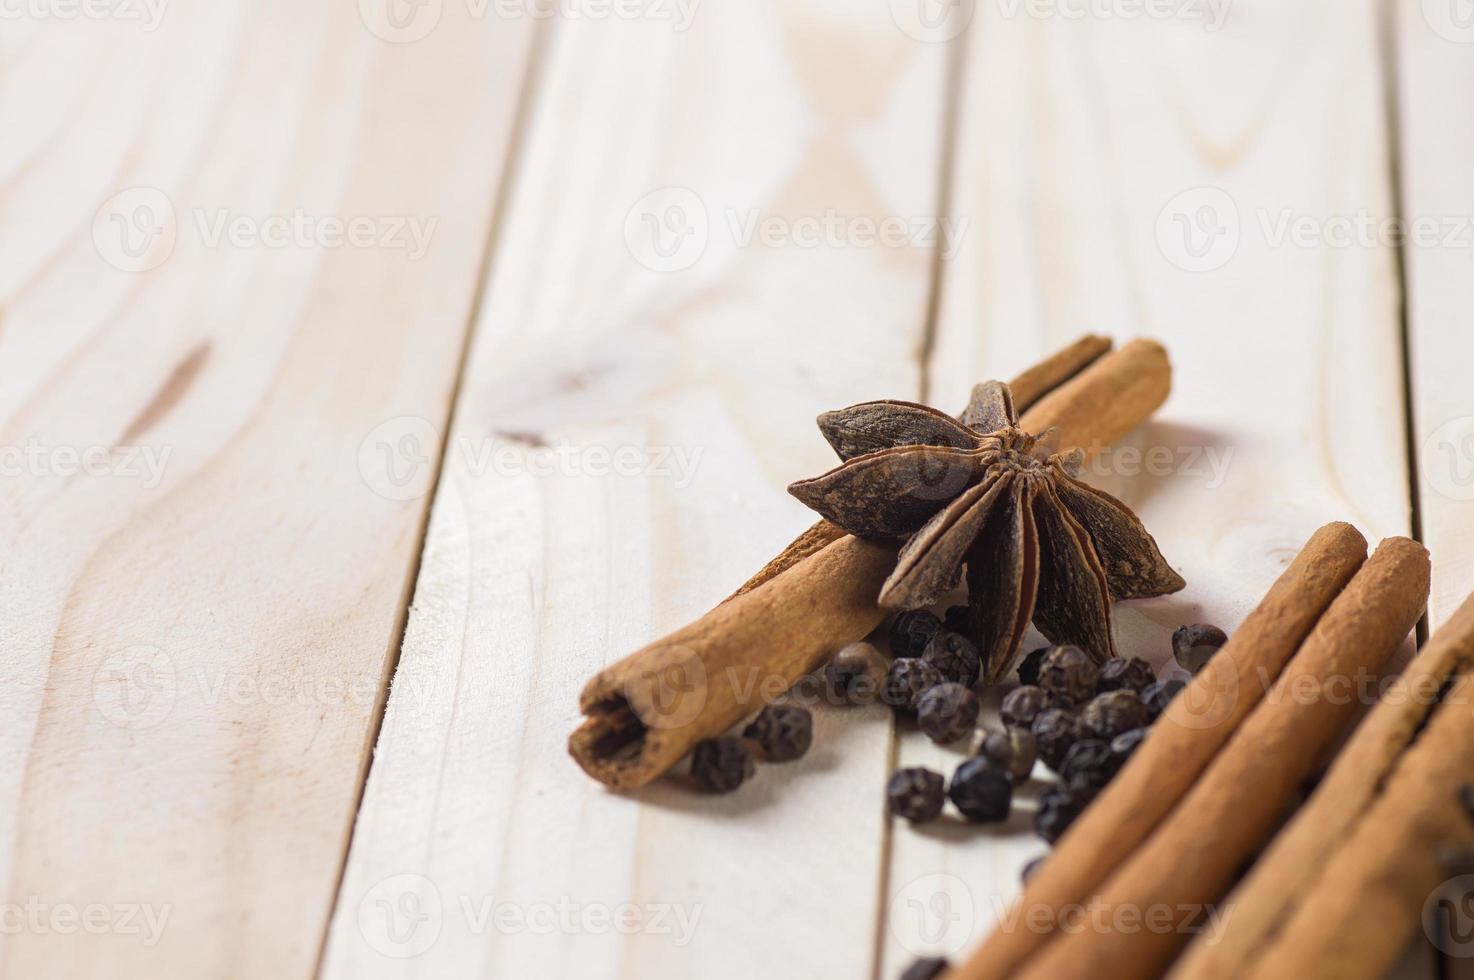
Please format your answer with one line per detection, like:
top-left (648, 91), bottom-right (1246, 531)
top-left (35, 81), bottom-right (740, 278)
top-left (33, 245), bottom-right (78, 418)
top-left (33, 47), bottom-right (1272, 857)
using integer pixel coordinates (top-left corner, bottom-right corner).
top-left (3, 1), bottom-right (1468, 976)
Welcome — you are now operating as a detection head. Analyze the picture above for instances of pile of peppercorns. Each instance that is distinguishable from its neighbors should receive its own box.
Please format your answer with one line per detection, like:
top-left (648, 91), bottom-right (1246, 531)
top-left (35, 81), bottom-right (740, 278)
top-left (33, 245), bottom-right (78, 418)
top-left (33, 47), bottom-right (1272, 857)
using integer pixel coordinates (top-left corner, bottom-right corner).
top-left (887, 621), bottom-right (1228, 979)
top-left (877, 613), bottom-right (1228, 839)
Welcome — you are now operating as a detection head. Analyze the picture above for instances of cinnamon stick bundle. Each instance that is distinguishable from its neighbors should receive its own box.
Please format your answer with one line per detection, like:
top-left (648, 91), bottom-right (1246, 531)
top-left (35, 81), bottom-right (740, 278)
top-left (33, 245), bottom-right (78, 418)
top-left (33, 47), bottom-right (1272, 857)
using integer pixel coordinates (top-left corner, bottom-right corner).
top-left (1015, 536), bottom-right (1430, 980)
top-left (1173, 590), bottom-right (1474, 980)
top-left (570, 336), bottom-right (1167, 789)
top-left (950, 520), bottom-right (1371, 980)
top-left (1241, 603), bottom-right (1474, 980)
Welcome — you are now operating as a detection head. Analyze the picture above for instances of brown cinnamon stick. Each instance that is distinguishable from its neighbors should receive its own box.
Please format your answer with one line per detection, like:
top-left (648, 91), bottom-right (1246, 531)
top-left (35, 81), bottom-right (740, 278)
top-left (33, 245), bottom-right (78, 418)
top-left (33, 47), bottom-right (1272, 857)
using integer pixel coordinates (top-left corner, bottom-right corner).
top-left (571, 336), bottom-right (1168, 789)
top-left (1014, 536), bottom-right (1430, 980)
top-left (1242, 606), bottom-right (1474, 980)
top-left (949, 521), bottom-right (1371, 980)
top-left (1173, 590), bottom-right (1474, 980)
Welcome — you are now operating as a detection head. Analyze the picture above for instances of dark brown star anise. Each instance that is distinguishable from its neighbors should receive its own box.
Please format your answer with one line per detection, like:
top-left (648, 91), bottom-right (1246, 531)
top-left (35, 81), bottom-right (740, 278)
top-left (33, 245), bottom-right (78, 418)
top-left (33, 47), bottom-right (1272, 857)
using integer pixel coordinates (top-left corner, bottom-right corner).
top-left (788, 381), bottom-right (1184, 682)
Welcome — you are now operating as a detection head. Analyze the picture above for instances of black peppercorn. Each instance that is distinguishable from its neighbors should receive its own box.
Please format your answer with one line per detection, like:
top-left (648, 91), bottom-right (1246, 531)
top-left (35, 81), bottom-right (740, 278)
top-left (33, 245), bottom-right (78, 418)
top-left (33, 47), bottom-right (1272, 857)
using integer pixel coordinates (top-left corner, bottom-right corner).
top-left (1173, 623), bottom-right (1228, 673)
top-left (1080, 690), bottom-right (1150, 741)
top-left (890, 609), bottom-right (943, 659)
top-left (1017, 646), bottom-right (1049, 687)
top-left (1035, 785), bottom-right (1081, 844)
top-left (887, 767), bottom-right (945, 823)
top-left (1141, 678), bottom-right (1187, 721)
top-left (975, 726), bottom-right (1038, 783)
top-left (1038, 645), bottom-right (1099, 706)
top-left (1001, 685), bottom-right (1057, 730)
top-left (1031, 707), bottom-right (1080, 772)
top-left (943, 604), bottom-right (972, 635)
top-left (691, 737), bottom-right (755, 794)
top-left (949, 757), bottom-right (1013, 823)
top-left (918, 682), bottom-right (981, 744)
top-left (1059, 738), bottom-right (1117, 803)
top-left (882, 658), bottom-right (945, 712)
top-left (826, 641), bottom-right (889, 705)
top-left (1110, 727), bottom-right (1149, 766)
top-left (923, 631), bottom-right (982, 688)
top-left (742, 704), bottom-right (813, 762)
top-left (900, 957), bottom-right (949, 980)
top-left (1096, 657), bottom-right (1155, 695)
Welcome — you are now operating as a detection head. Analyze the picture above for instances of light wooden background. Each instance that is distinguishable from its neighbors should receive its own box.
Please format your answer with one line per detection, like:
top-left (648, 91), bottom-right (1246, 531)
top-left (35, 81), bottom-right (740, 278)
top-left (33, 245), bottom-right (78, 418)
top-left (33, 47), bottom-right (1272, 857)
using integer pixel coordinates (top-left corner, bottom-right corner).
top-left (0, 0), bottom-right (1467, 977)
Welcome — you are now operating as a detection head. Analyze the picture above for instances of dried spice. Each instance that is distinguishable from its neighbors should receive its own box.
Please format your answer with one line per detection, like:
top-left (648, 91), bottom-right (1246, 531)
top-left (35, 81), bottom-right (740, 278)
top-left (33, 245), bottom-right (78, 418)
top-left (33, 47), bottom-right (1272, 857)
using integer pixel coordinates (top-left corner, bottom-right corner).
top-left (1033, 707), bottom-right (1081, 772)
top-left (890, 609), bottom-right (944, 658)
top-left (1141, 678), bottom-right (1186, 721)
top-left (1110, 727), bottom-right (1149, 765)
top-left (923, 631), bottom-right (982, 687)
top-left (949, 757), bottom-right (1014, 822)
top-left (1017, 646), bottom-right (1049, 686)
top-left (691, 737), bottom-right (755, 794)
top-left (1035, 785), bottom-right (1082, 844)
top-left (901, 957), bottom-right (949, 980)
top-left (1001, 685), bottom-right (1058, 729)
top-left (882, 658), bottom-right (945, 712)
top-left (742, 704), bottom-right (813, 762)
top-left (976, 726), bottom-right (1038, 783)
top-left (944, 604), bottom-right (972, 635)
top-left (1038, 645), bottom-right (1100, 706)
top-left (788, 382), bottom-right (1184, 681)
top-left (1080, 690), bottom-right (1150, 741)
top-left (888, 767), bottom-right (946, 823)
top-left (825, 641), bottom-right (889, 705)
top-left (1060, 738), bottom-right (1118, 803)
top-left (1173, 623), bottom-right (1228, 673)
top-left (1096, 657), bottom-right (1155, 695)
top-left (918, 682), bottom-right (981, 744)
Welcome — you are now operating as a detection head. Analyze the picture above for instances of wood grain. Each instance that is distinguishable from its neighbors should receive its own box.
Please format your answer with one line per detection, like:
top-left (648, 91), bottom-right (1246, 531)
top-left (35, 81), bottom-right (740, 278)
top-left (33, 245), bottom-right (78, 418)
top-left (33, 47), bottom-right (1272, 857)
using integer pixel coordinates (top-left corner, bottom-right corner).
top-left (321, 5), bottom-right (951, 978)
top-left (0, 6), bottom-right (535, 977)
top-left (1396, 0), bottom-right (1474, 631)
top-left (881, 1), bottom-right (1414, 974)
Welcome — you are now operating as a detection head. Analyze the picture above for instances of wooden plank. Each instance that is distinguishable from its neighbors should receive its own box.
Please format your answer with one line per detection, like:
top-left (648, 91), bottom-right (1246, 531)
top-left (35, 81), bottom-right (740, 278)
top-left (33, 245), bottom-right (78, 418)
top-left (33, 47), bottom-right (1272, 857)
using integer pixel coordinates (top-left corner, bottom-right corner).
top-left (882, 1), bottom-right (1413, 975)
top-left (0, 6), bottom-right (534, 978)
top-left (321, 5), bottom-right (954, 978)
top-left (1396, 0), bottom-right (1474, 632)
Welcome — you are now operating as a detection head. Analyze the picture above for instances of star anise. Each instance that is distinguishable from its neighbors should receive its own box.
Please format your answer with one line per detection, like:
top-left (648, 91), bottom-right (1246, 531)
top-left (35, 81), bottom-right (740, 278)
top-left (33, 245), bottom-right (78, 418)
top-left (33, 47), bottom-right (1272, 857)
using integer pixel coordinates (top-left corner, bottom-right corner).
top-left (788, 381), bottom-right (1184, 682)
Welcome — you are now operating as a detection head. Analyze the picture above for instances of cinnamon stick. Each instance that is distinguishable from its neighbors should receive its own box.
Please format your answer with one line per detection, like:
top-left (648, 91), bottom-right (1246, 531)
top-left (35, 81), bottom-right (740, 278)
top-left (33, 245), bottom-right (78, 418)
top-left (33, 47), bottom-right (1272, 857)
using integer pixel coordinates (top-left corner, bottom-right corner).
top-left (1173, 590), bottom-right (1474, 980)
top-left (1014, 536), bottom-right (1430, 980)
top-left (1242, 607), bottom-right (1474, 980)
top-left (949, 520), bottom-right (1371, 980)
top-left (571, 336), bottom-right (1169, 789)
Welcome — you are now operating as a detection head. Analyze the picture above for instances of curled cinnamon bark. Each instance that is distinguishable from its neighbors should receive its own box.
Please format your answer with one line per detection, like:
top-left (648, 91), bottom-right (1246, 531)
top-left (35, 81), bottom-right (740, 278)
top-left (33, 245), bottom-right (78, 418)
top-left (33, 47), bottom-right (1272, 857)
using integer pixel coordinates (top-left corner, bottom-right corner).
top-left (570, 336), bottom-right (1168, 790)
top-left (1173, 590), bottom-right (1474, 980)
top-left (1015, 536), bottom-right (1429, 980)
top-left (949, 520), bottom-right (1372, 980)
top-left (1242, 629), bottom-right (1474, 980)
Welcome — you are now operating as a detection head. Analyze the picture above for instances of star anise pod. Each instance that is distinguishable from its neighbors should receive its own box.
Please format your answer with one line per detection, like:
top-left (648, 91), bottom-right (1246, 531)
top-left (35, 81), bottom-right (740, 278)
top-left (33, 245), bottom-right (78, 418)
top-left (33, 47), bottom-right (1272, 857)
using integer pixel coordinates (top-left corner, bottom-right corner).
top-left (788, 381), bottom-right (1184, 681)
